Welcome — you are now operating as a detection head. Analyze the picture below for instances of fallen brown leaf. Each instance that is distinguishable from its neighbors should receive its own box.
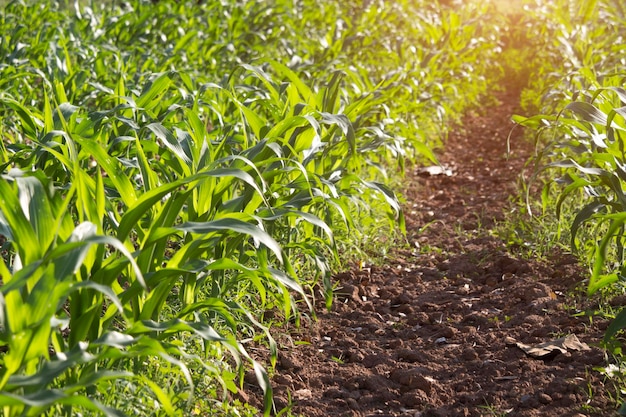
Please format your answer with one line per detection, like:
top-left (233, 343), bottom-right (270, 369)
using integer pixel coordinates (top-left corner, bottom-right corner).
top-left (508, 334), bottom-right (590, 359)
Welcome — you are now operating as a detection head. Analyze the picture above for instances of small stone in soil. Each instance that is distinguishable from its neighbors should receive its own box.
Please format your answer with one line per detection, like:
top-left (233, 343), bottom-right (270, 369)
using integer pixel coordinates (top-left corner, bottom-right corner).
top-left (397, 349), bottom-right (429, 363)
top-left (538, 392), bottom-right (552, 404)
top-left (390, 368), bottom-right (433, 394)
top-left (519, 394), bottom-right (539, 408)
top-left (461, 347), bottom-right (479, 361)
top-left (346, 398), bottom-right (360, 410)
top-left (294, 389), bottom-right (313, 400)
top-left (362, 353), bottom-right (388, 368)
top-left (400, 391), bottom-right (429, 407)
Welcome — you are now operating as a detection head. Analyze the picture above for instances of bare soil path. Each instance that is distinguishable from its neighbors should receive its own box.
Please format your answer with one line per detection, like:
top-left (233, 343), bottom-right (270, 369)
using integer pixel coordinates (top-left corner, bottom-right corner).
top-left (248, 87), bottom-right (616, 416)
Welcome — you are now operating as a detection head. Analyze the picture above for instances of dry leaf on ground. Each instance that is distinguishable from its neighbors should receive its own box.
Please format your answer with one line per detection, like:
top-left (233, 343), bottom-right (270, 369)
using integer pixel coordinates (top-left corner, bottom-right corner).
top-left (507, 334), bottom-right (590, 358)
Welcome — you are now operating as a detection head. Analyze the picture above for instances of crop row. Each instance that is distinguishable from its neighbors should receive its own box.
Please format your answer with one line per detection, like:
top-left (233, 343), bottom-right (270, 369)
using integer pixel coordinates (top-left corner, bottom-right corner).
top-left (515, 0), bottom-right (626, 346)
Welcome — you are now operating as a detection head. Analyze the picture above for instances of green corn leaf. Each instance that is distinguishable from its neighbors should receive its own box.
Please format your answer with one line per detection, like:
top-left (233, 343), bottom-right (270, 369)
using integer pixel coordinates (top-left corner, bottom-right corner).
top-left (225, 91), bottom-right (267, 140)
top-left (213, 261), bottom-right (267, 303)
top-left (267, 59), bottom-right (317, 107)
top-left (182, 108), bottom-right (206, 162)
top-left (589, 213), bottom-right (626, 295)
top-left (176, 299), bottom-right (238, 329)
top-left (321, 71), bottom-right (344, 114)
top-left (145, 122), bottom-right (192, 168)
top-left (253, 360), bottom-right (273, 417)
top-left (0, 175), bottom-right (41, 263)
top-left (555, 176), bottom-right (591, 219)
top-left (75, 138), bottom-right (137, 207)
top-left (565, 101), bottom-right (608, 125)
top-left (92, 331), bottom-right (137, 349)
top-left (578, 0), bottom-right (597, 21)
top-left (137, 192), bottom-right (192, 272)
top-left (268, 267), bottom-right (310, 316)
top-left (15, 175), bottom-right (56, 253)
top-left (511, 114), bottom-right (557, 129)
top-left (70, 281), bottom-right (126, 318)
top-left (261, 208), bottom-right (334, 244)
top-left (138, 273), bottom-right (188, 321)
top-left (4, 318), bottom-right (54, 376)
top-left (36, 130), bottom-right (74, 170)
top-left (0, 96), bottom-right (41, 137)
top-left (173, 29), bottom-right (197, 53)
top-left (116, 177), bottom-right (190, 243)
top-left (265, 115), bottom-right (312, 141)
top-left (43, 92), bottom-right (54, 132)
top-left (89, 333), bottom-right (196, 392)
top-left (6, 342), bottom-right (94, 388)
top-left (141, 376), bottom-right (175, 416)
top-left (607, 87), bottom-right (626, 104)
top-left (128, 318), bottom-right (226, 342)
top-left (136, 72), bottom-right (172, 110)
top-left (548, 159), bottom-right (605, 176)
top-left (118, 168), bottom-right (266, 243)
top-left (53, 103), bottom-right (80, 132)
top-left (49, 222), bottom-right (96, 278)
top-left (208, 167), bottom-right (267, 201)
top-left (320, 112), bottom-right (356, 155)
top-left (175, 217), bottom-right (283, 263)
top-left (241, 64), bottom-right (280, 104)
top-left (362, 180), bottom-right (402, 216)
top-left (605, 307), bottom-right (626, 342)
top-left (0, 390), bottom-right (125, 417)
top-left (70, 370), bottom-right (134, 393)
top-left (44, 224), bottom-right (146, 290)
top-left (570, 202), bottom-right (605, 250)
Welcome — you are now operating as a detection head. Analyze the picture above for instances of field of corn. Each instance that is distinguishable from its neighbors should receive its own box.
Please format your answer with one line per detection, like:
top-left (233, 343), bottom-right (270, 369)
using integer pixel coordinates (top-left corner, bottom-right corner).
top-left (1, 0), bottom-right (626, 415)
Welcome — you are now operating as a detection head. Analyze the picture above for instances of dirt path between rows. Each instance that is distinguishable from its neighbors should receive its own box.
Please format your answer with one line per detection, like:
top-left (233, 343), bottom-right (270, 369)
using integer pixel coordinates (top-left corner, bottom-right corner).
top-left (246, 87), bottom-right (617, 416)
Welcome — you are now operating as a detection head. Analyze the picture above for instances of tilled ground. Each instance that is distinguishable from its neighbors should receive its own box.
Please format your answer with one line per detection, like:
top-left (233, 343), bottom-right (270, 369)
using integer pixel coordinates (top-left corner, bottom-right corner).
top-left (245, 88), bottom-right (617, 416)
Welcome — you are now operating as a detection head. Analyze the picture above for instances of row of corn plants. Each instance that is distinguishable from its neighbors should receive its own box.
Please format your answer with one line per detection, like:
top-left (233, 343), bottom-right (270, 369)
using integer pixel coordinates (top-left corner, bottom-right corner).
top-left (514, 0), bottom-right (626, 320)
top-left (512, 0), bottom-right (626, 408)
top-left (0, 0), bottom-right (504, 415)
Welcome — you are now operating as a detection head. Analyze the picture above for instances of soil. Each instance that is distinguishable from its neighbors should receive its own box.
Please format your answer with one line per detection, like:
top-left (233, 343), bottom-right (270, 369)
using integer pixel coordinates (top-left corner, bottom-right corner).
top-left (244, 86), bottom-right (619, 416)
